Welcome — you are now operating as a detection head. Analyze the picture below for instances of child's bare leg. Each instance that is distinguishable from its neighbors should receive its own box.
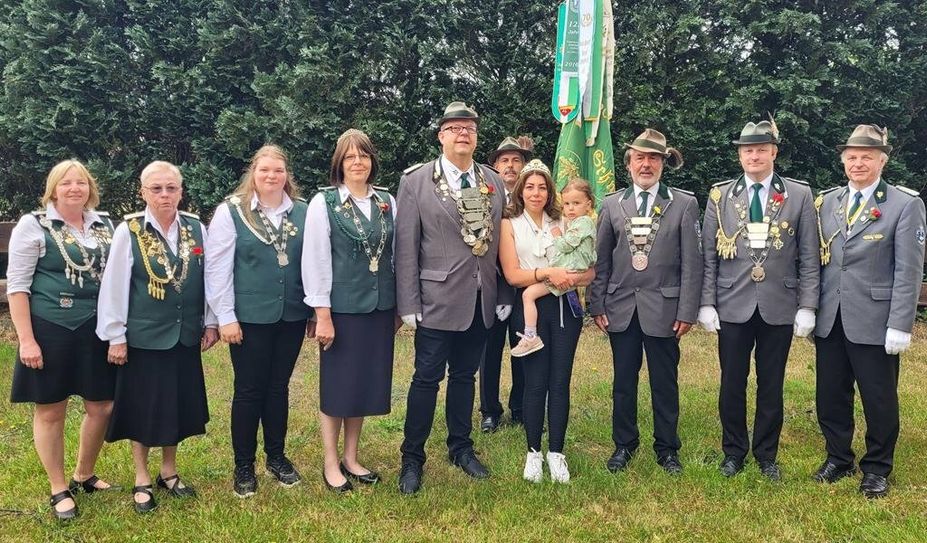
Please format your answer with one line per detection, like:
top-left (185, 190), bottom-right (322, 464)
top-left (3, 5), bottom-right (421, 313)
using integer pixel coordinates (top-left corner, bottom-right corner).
top-left (522, 282), bottom-right (549, 331)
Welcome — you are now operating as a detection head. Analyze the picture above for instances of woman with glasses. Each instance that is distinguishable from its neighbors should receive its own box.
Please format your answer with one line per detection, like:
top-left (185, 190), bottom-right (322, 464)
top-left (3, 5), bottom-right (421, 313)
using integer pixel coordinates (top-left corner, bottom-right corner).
top-left (205, 145), bottom-right (312, 498)
top-left (97, 161), bottom-right (218, 513)
top-left (8, 160), bottom-right (118, 520)
top-left (304, 129), bottom-right (398, 492)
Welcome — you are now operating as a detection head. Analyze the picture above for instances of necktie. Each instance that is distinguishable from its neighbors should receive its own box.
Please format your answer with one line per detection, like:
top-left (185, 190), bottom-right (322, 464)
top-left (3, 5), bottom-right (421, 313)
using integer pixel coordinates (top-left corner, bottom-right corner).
top-left (460, 172), bottom-right (472, 189)
top-left (749, 184), bottom-right (763, 222)
top-left (847, 191), bottom-right (863, 225)
top-left (638, 191), bottom-right (650, 216)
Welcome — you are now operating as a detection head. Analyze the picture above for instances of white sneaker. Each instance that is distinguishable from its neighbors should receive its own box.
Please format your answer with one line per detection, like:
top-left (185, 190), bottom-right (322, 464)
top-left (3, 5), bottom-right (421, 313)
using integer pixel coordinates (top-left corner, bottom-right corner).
top-left (523, 449), bottom-right (543, 483)
top-left (547, 452), bottom-right (570, 483)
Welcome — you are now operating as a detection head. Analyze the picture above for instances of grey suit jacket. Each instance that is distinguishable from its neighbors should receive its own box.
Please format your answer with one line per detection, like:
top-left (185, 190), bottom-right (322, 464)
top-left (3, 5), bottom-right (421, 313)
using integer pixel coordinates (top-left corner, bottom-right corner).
top-left (587, 184), bottom-right (703, 337)
top-left (814, 180), bottom-right (926, 344)
top-left (701, 173), bottom-right (820, 325)
top-left (395, 158), bottom-right (508, 331)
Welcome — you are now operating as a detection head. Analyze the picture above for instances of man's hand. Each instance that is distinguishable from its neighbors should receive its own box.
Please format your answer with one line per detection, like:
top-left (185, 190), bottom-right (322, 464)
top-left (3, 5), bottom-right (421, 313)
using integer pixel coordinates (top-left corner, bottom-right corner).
top-left (401, 313), bottom-right (422, 330)
top-left (201, 327), bottom-right (219, 352)
top-left (793, 308), bottom-right (816, 338)
top-left (495, 305), bottom-right (512, 321)
top-left (593, 314), bottom-right (609, 333)
top-left (673, 320), bottom-right (693, 339)
top-left (697, 305), bottom-right (721, 333)
top-left (885, 327), bottom-right (912, 355)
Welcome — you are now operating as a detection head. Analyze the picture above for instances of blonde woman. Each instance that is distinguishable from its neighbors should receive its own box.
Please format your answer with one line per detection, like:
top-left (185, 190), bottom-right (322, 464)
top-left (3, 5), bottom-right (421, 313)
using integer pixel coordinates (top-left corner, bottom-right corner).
top-left (205, 145), bottom-right (312, 498)
top-left (9, 160), bottom-right (118, 520)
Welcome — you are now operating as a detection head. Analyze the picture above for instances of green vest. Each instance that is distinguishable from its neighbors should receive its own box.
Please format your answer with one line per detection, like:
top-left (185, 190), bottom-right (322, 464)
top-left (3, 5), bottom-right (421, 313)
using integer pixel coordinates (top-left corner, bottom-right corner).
top-left (323, 188), bottom-right (396, 313)
top-left (29, 212), bottom-right (113, 330)
top-left (228, 197), bottom-right (312, 324)
top-left (125, 212), bottom-right (206, 350)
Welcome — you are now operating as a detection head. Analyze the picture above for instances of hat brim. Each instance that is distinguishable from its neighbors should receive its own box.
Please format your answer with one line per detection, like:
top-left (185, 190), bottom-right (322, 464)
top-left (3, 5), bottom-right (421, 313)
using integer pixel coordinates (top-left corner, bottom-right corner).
top-left (488, 148), bottom-right (532, 165)
top-left (836, 144), bottom-right (893, 154)
top-left (623, 143), bottom-right (669, 156)
top-left (438, 114), bottom-right (480, 127)
top-left (731, 137), bottom-right (779, 145)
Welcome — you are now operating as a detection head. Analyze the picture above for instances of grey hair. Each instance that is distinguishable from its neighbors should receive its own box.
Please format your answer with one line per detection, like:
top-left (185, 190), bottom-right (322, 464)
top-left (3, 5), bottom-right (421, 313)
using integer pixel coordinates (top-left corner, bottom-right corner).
top-left (140, 161), bottom-right (183, 185)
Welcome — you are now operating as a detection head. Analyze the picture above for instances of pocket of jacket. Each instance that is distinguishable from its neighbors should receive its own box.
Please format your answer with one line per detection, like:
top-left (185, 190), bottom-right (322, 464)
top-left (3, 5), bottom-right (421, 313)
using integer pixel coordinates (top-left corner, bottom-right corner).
top-left (660, 286), bottom-right (680, 298)
top-left (717, 277), bottom-right (734, 289)
top-left (420, 269), bottom-right (449, 282)
top-left (871, 287), bottom-right (892, 300)
top-left (784, 277), bottom-right (797, 289)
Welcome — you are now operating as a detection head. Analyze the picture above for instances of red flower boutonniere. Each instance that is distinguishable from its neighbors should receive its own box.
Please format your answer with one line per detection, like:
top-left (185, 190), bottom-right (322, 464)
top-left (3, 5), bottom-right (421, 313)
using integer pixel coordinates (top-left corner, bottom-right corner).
top-left (191, 246), bottom-right (204, 256)
top-left (378, 201), bottom-right (390, 212)
top-left (772, 193), bottom-right (784, 204)
top-left (869, 208), bottom-right (881, 221)
top-left (480, 183), bottom-right (495, 195)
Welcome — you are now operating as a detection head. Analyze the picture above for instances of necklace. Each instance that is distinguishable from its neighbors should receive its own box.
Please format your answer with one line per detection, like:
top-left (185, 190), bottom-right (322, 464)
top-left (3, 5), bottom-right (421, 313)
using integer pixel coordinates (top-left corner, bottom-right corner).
top-left (38, 215), bottom-right (111, 287)
top-left (327, 190), bottom-right (389, 273)
top-left (229, 196), bottom-right (297, 267)
top-left (128, 218), bottom-right (195, 300)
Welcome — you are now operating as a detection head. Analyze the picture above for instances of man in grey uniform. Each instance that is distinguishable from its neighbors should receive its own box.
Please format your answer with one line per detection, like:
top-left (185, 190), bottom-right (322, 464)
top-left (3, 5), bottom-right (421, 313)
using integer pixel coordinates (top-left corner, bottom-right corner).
top-left (812, 124), bottom-right (926, 498)
top-left (394, 101), bottom-right (510, 494)
top-left (698, 120), bottom-right (819, 481)
top-left (588, 129), bottom-right (702, 475)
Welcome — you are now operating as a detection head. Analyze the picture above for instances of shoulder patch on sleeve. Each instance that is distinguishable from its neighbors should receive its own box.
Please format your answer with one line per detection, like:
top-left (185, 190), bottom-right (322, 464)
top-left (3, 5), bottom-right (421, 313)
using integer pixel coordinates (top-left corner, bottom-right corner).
top-left (711, 179), bottom-right (735, 187)
top-left (670, 187), bottom-right (694, 196)
top-left (178, 210), bottom-right (200, 219)
top-left (403, 163), bottom-right (425, 175)
top-left (818, 186), bottom-right (841, 196)
top-left (783, 177), bottom-right (810, 186)
top-left (896, 185), bottom-right (919, 197)
top-left (372, 185), bottom-right (392, 193)
top-left (123, 211), bottom-right (145, 220)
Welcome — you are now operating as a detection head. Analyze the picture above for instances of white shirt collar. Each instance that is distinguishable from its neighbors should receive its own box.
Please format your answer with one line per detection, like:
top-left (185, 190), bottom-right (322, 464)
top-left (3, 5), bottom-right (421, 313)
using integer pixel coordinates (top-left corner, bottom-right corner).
top-left (143, 207), bottom-right (181, 239)
top-left (249, 193), bottom-right (294, 214)
top-left (633, 182), bottom-right (660, 199)
top-left (46, 202), bottom-right (102, 227)
top-left (336, 183), bottom-right (375, 204)
top-left (848, 178), bottom-right (880, 204)
top-left (745, 172), bottom-right (774, 190)
top-left (441, 154), bottom-right (476, 184)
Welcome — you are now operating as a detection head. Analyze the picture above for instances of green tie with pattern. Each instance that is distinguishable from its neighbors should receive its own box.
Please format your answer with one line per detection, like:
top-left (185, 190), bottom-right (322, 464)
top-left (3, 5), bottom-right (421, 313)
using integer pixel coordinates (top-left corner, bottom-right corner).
top-left (460, 172), bottom-right (472, 189)
top-left (847, 191), bottom-right (863, 225)
top-left (638, 191), bottom-right (649, 216)
top-left (750, 184), bottom-right (763, 222)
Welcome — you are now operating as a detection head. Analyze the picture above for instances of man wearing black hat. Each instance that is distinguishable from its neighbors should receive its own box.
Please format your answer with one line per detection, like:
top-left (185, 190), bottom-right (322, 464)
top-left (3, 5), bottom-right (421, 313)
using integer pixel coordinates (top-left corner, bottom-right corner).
top-left (394, 101), bottom-right (509, 494)
top-left (699, 120), bottom-right (820, 481)
top-left (812, 125), bottom-right (926, 498)
top-left (478, 136), bottom-right (533, 433)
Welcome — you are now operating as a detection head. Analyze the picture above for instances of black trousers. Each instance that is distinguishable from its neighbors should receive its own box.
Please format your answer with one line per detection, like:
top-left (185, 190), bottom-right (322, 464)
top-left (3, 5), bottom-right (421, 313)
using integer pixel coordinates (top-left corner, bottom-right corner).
top-left (718, 309), bottom-right (793, 461)
top-left (229, 319), bottom-right (306, 468)
top-left (512, 292), bottom-right (582, 453)
top-left (609, 311), bottom-right (681, 457)
top-left (815, 311), bottom-right (900, 477)
top-left (401, 299), bottom-right (489, 465)
top-left (478, 314), bottom-right (524, 419)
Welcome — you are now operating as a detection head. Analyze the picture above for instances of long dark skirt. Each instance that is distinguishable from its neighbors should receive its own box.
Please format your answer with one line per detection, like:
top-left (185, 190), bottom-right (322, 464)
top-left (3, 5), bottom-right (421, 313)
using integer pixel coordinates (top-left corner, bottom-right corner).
top-left (106, 343), bottom-right (208, 447)
top-left (10, 315), bottom-right (115, 404)
top-left (319, 309), bottom-right (395, 418)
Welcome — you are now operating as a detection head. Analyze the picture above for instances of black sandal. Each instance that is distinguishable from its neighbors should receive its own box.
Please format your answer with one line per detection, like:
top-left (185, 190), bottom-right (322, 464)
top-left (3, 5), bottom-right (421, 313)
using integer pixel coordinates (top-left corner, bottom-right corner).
top-left (132, 484), bottom-right (158, 514)
top-left (49, 489), bottom-right (78, 521)
top-left (156, 473), bottom-right (196, 498)
top-left (69, 474), bottom-right (121, 494)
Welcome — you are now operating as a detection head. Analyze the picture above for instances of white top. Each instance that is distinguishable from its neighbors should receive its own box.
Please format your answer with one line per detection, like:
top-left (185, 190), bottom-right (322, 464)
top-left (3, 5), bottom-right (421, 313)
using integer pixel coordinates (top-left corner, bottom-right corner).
top-left (633, 182), bottom-right (660, 217)
top-left (303, 185), bottom-right (398, 308)
top-left (205, 193), bottom-right (311, 326)
top-left (96, 208), bottom-right (216, 345)
top-left (744, 172), bottom-right (773, 214)
top-left (440, 154), bottom-right (477, 192)
top-left (6, 203), bottom-right (106, 295)
top-left (509, 212), bottom-right (557, 270)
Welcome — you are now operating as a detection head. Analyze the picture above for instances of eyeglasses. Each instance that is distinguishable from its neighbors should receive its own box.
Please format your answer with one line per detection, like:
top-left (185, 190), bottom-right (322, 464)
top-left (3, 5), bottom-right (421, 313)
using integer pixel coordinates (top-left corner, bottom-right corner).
top-left (143, 185), bottom-right (181, 194)
top-left (343, 153), bottom-right (372, 163)
top-left (442, 125), bottom-right (478, 135)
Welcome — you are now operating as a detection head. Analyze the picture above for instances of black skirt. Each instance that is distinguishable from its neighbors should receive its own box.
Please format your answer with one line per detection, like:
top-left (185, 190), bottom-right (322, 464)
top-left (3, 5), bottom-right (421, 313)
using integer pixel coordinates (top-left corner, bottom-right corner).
top-left (319, 309), bottom-right (394, 418)
top-left (105, 343), bottom-right (209, 447)
top-left (10, 315), bottom-right (115, 404)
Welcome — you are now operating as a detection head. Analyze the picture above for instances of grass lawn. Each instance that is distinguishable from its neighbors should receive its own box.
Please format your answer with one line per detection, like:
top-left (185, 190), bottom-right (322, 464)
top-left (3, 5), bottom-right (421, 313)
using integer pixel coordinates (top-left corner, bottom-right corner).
top-left (1, 321), bottom-right (927, 542)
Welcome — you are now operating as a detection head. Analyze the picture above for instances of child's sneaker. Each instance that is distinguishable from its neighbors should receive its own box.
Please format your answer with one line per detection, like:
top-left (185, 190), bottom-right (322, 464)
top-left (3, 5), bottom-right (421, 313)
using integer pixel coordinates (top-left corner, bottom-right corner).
top-left (511, 333), bottom-right (544, 357)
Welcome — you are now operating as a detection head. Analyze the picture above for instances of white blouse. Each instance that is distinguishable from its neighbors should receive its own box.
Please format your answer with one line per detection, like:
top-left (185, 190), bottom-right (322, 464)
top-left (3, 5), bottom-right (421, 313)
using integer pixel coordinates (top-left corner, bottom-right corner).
top-left (509, 212), bottom-right (558, 270)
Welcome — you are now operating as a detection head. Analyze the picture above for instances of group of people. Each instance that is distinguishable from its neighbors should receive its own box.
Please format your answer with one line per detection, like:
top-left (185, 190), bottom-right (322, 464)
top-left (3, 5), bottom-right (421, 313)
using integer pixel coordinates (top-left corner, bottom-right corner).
top-left (7, 99), bottom-right (924, 521)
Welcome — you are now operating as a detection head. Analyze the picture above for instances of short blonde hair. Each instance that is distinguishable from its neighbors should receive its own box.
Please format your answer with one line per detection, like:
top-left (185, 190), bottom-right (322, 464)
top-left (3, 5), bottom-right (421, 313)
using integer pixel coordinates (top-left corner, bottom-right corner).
top-left (140, 161), bottom-right (183, 185)
top-left (41, 160), bottom-right (100, 209)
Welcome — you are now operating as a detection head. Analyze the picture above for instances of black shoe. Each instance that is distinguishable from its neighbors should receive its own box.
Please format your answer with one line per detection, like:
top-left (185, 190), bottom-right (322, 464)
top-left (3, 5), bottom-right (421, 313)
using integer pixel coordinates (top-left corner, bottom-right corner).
top-left (758, 460), bottom-right (782, 482)
top-left (266, 456), bottom-right (302, 487)
top-left (510, 413), bottom-right (524, 427)
top-left (132, 484), bottom-right (157, 514)
top-left (480, 415), bottom-right (502, 433)
top-left (323, 469), bottom-right (353, 493)
top-left (340, 462), bottom-right (381, 485)
top-left (859, 473), bottom-right (889, 499)
top-left (719, 455), bottom-right (745, 477)
top-left (606, 448), bottom-right (635, 473)
top-left (657, 454), bottom-right (683, 475)
top-left (812, 460), bottom-right (857, 484)
top-left (398, 462), bottom-right (423, 495)
top-left (69, 474), bottom-right (121, 494)
top-left (156, 473), bottom-right (197, 498)
top-left (450, 450), bottom-right (490, 479)
top-left (49, 489), bottom-right (77, 521)
top-left (233, 465), bottom-right (257, 498)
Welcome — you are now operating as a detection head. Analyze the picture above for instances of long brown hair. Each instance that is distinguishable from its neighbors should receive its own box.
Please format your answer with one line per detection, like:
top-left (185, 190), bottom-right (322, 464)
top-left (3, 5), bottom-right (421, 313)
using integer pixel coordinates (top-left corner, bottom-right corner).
top-left (505, 166), bottom-right (561, 221)
top-left (231, 144), bottom-right (300, 228)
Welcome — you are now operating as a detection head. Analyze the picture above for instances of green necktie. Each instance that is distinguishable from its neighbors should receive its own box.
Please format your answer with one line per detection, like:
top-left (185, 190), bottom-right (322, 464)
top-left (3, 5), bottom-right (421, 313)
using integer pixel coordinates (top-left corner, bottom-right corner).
top-left (638, 191), bottom-right (649, 216)
top-left (749, 184), bottom-right (763, 222)
top-left (460, 172), bottom-right (472, 189)
top-left (847, 191), bottom-right (863, 225)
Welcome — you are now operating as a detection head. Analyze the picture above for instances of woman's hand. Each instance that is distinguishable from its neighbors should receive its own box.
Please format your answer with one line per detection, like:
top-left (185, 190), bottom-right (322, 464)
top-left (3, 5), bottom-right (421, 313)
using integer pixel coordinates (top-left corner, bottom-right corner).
top-left (220, 322), bottom-right (243, 344)
top-left (18, 339), bottom-right (43, 369)
top-left (315, 315), bottom-right (335, 351)
top-left (108, 343), bottom-right (128, 365)
top-left (201, 327), bottom-right (219, 352)
top-left (545, 267), bottom-right (574, 291)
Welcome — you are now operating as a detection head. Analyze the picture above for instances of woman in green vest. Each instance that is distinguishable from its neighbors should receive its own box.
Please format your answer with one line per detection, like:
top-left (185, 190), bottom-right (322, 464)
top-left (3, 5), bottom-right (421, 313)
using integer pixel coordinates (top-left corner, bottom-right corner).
top-left (96, 161), bottom-right (219, 513)
top-left (8, 160), bottom-right (118, 520)
top-left (304, 129), bottom-right (397, 492)
top-left (205, 145), bottom-right (312, 498)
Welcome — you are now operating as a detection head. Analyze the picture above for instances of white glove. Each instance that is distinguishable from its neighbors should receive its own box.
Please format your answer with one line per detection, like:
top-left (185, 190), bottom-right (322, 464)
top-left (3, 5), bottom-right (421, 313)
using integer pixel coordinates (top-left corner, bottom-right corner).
top-left (401, 313), bottom-right (422, 330)
top-left (697, 305), bottom-right (721, 333)
top-left (793, 308), bottom-right (816, 338)
top-left (495, 305), bottom-right (512, 321)
top-left (885, 327), bottom-right (911, 355)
